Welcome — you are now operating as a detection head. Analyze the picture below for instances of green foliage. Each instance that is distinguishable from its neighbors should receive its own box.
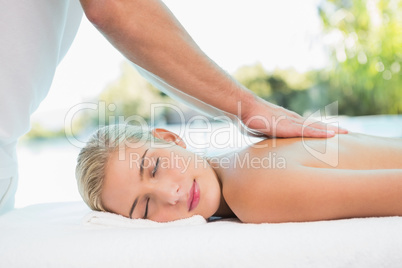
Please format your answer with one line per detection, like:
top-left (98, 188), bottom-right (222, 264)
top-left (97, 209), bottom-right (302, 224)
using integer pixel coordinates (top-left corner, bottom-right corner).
top-left (91, 62), bottom-right (171, 125)
top-left (318, 0), bottom-right (402, 115)
top-left (234, 64), bottom-right (315, 115)
top-left (234, 64), bottom-right (273, 99)
top-left (234, 1), bottom-right (401, 116)
top-left (23, 122), bottom-right (65, 141)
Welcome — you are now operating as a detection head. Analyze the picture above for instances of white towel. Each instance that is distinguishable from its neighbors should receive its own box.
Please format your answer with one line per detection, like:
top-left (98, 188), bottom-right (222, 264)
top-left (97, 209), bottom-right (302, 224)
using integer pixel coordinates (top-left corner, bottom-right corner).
top-left (83, 210), bottom-right (207, 228)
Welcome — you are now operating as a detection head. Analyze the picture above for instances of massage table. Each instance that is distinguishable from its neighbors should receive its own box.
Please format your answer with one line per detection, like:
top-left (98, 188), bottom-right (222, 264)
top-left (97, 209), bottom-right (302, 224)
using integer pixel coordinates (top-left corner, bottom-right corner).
top-left (1, 201), bottom-right (402, 267)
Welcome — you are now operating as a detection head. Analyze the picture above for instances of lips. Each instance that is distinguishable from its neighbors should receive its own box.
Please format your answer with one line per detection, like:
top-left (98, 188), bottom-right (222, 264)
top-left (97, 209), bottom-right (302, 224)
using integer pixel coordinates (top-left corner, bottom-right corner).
top-left (188, 180), bottom-right (200, 212)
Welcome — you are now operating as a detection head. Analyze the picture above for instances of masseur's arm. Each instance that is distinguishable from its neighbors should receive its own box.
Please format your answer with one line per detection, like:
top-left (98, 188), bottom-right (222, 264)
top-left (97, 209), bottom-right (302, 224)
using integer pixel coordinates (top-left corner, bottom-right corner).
top-left (79, 0), bottom-right (346, 138)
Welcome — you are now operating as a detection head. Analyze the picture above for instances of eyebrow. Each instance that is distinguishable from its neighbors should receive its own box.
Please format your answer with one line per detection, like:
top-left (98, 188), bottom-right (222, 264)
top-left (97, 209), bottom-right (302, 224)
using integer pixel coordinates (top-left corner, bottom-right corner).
top-left (128, 148), bottom-right (149, 218)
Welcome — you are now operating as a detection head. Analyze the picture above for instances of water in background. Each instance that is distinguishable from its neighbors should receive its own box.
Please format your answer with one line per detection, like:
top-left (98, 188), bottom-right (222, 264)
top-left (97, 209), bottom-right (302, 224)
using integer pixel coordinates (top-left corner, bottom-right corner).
top-left (16, 139), bottom-right (83, 208)
top-left (15, 115), bottom-right (402, 208)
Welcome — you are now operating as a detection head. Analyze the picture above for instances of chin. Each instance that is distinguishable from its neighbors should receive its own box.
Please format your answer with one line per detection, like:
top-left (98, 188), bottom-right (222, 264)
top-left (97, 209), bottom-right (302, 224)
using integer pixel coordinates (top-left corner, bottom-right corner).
top-left (195, 159), bottom-right (221, 218)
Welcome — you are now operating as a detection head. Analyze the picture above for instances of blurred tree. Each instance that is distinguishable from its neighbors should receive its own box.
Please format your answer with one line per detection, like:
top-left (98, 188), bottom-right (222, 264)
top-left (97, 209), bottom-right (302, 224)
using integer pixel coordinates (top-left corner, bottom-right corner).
top-left (234, 64), bottom-right (314, 115)
top-left (70, 61), bottom-right (217, 136)
top-left (23, 122), bottom-right (65, 141)
top-left (234, 64), bottom-right (272, 99)
top-left (94, 62), bottom-right (171, 125)
top-left (318, 0), bottom-right (402, 115)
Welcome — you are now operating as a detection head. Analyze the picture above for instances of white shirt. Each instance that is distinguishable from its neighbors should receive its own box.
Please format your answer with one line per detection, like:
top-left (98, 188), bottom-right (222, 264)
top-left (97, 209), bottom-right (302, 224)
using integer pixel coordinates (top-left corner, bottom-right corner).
top-left (0, 0), bottom-right (83, 213)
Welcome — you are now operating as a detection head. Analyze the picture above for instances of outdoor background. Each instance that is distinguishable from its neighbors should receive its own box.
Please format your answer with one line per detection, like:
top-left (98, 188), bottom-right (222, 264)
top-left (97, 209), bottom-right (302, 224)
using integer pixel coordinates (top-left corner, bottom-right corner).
top-left (16, 0), bottom-right (402, 208)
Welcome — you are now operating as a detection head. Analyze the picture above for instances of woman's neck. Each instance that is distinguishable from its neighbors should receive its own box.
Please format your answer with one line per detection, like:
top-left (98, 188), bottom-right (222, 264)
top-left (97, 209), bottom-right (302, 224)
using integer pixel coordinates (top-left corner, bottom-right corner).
top-left (206, 153), bottom-right (236, 218)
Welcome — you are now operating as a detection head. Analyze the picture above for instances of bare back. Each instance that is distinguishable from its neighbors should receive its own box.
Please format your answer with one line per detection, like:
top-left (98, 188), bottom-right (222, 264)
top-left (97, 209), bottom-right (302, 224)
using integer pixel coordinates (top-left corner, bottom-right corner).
top-left (213, 133), bottom-right (402, 223)
top-left (266, 133), bottom-right (402, 170)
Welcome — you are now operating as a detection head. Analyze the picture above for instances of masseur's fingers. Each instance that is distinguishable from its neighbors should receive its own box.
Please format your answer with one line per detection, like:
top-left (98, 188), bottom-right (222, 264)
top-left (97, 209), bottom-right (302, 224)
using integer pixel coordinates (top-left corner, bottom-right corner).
top-left (273, 116), bottom-right (348, 138)
top-left (303, 120), bottom-right (348, 135)
top-left (280, 106), bottom-right (348, 135)
top-left (271, 117), bottom-right (337, 138)
top-left (241, 101), bottom-right (348, 138)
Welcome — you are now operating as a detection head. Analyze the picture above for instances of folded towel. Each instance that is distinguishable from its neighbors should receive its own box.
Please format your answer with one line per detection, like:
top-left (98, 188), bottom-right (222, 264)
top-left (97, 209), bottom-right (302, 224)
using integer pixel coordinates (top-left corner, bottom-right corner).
top-left (83, 210), bottom-right (207, 228)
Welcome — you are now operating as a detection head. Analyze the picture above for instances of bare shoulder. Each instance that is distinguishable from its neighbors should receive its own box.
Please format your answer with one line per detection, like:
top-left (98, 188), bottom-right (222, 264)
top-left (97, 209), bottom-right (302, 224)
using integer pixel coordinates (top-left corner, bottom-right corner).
top-left (221, 156), bottom-right (302, 223)
top-left (218, 138), bottom-right (303, 223)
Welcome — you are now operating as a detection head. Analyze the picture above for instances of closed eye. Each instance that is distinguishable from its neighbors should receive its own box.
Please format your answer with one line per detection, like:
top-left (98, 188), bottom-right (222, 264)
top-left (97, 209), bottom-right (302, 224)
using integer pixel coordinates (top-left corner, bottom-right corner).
top-left (144, 197), bottom-right (150, 219)
top-left (152, 157), bottom-right (160, 177)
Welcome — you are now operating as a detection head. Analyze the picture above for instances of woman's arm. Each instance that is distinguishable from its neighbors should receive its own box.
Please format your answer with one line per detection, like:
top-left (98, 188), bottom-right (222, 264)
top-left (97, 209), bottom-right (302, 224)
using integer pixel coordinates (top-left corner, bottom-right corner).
top-left (79, 0), bottom-right (345, 138)
top-left (227, 167), bottom-right (402, 223)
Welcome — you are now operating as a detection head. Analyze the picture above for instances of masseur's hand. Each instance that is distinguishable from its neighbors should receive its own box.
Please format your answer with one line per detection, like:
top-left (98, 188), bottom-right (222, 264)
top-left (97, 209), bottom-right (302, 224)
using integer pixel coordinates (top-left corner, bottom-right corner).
top-left (240, 96), bottom-right (348, 138)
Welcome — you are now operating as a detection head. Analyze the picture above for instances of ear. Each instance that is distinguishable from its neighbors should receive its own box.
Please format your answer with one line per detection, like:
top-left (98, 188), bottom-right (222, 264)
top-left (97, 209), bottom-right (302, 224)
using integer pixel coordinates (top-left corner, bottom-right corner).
top-left (151, 128), bottom-right (186, 149)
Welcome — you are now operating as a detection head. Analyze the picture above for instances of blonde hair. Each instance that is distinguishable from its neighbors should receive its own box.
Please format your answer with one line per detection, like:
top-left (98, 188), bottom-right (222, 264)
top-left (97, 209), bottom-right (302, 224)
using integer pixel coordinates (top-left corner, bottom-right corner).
top-left (75, 124), bottom-right (162, 211)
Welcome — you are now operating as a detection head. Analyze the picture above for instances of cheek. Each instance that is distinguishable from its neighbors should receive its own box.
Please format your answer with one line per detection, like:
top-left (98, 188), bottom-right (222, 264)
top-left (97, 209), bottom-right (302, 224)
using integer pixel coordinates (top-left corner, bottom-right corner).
top-left (152, 206), bottom-right (184, 222)
top-left (166, 153), bottom-right (194, 175)
top-left (204, 179), bottom-right (220, 204)
top-left (164, 159), bottom-right (186, 178)
top-left (196, 170), bottom-right (220, 215)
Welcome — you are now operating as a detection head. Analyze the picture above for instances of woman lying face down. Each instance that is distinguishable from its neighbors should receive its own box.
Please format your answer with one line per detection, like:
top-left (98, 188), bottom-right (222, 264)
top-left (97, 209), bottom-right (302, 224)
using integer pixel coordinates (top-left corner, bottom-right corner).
top-left (76, 124), bottom-right (402, 223)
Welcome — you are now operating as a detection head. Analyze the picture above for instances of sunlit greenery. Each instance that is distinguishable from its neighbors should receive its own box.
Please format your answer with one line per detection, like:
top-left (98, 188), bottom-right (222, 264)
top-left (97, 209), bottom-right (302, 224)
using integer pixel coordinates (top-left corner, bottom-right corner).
top-left (317, 0), bottom-right (402, 115)
top-left (95, 62), bottom-right (172, 125)
top-left (71, 62), bottom-right (174, 131)
top-left (22, 122), bottom-right (65, 141)
top-left (234, 64), bottom-right (317, 115)
top-left (236, 0), bottom-right (402, 116)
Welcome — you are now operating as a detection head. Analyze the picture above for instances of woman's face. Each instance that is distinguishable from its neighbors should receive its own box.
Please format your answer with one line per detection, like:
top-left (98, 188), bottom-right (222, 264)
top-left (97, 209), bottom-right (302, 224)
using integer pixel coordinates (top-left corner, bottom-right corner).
top-left (101, 137), bottom-right (221, 222)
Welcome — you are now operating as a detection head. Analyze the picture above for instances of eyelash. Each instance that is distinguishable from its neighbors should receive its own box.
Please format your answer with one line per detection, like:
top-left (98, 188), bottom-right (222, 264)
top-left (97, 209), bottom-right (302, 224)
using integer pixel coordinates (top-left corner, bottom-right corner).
top-left (145, 157), bottom-right (159, 219)
top-left (152, 157), bottom-right (160, 177)
top-left (144, 197), bottom-right (150, 219)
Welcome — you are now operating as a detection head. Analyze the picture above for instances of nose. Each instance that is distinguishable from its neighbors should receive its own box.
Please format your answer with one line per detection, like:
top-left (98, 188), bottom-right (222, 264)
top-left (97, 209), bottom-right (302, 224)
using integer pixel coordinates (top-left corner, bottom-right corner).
top-left (152, 180), bottom-right (182, 205)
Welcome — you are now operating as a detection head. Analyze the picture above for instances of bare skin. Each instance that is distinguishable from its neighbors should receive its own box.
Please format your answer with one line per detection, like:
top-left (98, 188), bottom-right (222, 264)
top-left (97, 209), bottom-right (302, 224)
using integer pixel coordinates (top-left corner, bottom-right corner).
top-left (213, 133), bottom-right (402, 223)
top-left (100, 128), bottom-right (402, 224)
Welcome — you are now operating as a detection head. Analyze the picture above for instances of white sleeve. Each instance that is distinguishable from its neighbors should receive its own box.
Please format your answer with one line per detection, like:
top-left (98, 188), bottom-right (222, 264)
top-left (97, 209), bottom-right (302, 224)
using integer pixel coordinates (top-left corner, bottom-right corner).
top-left (0, 0), bottom-right (83, 146)
top-left (0, 0), bottom-right (83, 145)
top-left (0, 0), bottom-right (83, 212)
